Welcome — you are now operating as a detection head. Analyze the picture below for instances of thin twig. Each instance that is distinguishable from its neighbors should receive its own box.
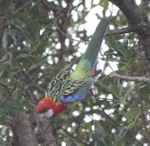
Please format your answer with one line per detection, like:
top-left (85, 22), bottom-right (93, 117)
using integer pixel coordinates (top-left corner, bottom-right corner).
top-left (140, 96), bottom-right (148, 132)
top-left (49, 12), bottom-right (83, 43)
top-left (110, 72), bottom-right (150, 83)
top-left (13, 0), bottom-right (35, 14)
top-left (100, 52), bottom-right (115, 72)
top-left (45, 123), bottom-right (82, 145)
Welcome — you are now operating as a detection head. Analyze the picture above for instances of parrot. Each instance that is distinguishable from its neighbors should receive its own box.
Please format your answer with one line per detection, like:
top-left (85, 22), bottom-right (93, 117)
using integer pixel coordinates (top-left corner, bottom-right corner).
top-left (36, 18), bottom-right (109, 118)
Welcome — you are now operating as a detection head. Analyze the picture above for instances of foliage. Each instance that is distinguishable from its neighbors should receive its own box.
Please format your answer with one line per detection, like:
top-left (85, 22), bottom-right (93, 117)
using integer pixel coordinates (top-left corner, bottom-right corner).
top-left (0, 0), bottom-right (150, 146)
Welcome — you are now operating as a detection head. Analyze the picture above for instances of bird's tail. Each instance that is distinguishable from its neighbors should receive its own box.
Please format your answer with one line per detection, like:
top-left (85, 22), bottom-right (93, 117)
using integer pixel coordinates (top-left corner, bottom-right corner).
top-left (82, 18), bottom-right (109, 71)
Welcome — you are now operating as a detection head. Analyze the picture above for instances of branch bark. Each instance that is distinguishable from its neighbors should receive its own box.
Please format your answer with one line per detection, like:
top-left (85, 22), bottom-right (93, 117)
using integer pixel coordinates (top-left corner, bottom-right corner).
top-left (0, 15), bottom-right (5, 48)
top-left (106, 26), bottom-right (136, 35)
top-left (108, 0), bottom-right (150, 65)
top-left (108, 0), bottom-right (144, 25)
top-left (9, 111), bottom-right (38, 146)
top-left (25, 86), bottom-right (57, 146)
top-left (35, 115), bottom-right (57, 146)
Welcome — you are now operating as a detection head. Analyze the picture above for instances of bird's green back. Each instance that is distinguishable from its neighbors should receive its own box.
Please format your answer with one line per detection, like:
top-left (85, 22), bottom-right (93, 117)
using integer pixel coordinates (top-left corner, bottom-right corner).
top-left (70, 18), bottom-right (108, 80)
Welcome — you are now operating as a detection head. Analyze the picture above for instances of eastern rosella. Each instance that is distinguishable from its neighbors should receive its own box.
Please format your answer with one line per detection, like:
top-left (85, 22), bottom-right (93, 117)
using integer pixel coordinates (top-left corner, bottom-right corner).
top-left (36, 18), bottom-right (108, 117)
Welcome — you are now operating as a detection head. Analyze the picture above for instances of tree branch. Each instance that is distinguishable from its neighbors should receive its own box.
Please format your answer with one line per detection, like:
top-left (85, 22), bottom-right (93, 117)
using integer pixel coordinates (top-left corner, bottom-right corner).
top-left (106, 26), bottom-right (136, 35)
top-left (9, 111), bottom-right (38, 146)
top-left (24, 89), bottom-right (57, 146)
top-left (0, 16), bottom-right (5, 49)
top-left (142, 0), bottom-right (149, 21)
top-left (0, 0), bottom-right (5, 49)
top-left (110, 72), bottom-right (150, 83)
top-left (35, 115), bottom-right (57, 146)
top-left (108, 0), bottom-right (143, 25)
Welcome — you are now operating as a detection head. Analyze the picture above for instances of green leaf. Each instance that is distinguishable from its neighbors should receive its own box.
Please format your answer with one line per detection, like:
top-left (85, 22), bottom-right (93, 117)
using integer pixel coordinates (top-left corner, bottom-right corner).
top-left (119, 108), bottom-right (141, 122)
top-left (16, 53), bottom-right (29, 59)
top-left (100, 0), bottom-right (109, 10)
top-left (8, 99), bottom-right (24, 112)
top-left (0, 135), bottom-right (6, 146)
top-left (1, 0), bottom-right (12, 14)
top-left (31, 5), bottom-right (39, 20)
top-left (114, 126), bottom-right (127, 144)
top-left (0, 51), bottom-right (12, 63)
top-left (93, 121), bottom-right (111, 146)
top-left (0, 115), bottom-right (11, 124)
top-left (0, 70), bottom-right (9, 79)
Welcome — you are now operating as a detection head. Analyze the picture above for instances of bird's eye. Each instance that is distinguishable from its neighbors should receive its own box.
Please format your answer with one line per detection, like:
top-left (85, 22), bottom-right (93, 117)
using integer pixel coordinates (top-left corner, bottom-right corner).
top-left (40, 106), bottom-right (49, 113)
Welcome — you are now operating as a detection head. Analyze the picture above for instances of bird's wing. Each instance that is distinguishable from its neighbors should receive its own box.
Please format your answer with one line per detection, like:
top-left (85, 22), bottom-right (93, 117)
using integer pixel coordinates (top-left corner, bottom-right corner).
top-left (59, 76), bottom-right (97, 103)
top-left (47, 63), bottom-right (73, 101)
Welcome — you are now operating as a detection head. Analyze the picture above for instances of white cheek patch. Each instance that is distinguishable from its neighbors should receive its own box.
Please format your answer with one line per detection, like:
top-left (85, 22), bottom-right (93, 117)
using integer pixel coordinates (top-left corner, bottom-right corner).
top-left (38, 113), bottom-right (44, 118)
top-left (44, 109), bottom-right (54, 118)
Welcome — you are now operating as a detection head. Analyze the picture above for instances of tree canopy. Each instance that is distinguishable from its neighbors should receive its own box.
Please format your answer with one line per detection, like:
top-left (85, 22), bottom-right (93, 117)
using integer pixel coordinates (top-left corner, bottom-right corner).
top-left (0, 0), bottom-right (150, 146)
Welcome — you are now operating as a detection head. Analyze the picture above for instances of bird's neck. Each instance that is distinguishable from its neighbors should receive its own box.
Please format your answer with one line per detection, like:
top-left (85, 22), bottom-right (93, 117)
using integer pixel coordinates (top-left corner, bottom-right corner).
top-left (52, 103), bottom-right (67, 115)
top-left (52, 102), bottom-right (78, 116)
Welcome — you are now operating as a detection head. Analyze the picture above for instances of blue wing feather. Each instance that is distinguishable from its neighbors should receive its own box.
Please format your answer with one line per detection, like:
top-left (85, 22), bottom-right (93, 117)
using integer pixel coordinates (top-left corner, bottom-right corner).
top-left (60, 74), bottom-right (99, 103)
top-left (60, 88), bottom-right (88, 103)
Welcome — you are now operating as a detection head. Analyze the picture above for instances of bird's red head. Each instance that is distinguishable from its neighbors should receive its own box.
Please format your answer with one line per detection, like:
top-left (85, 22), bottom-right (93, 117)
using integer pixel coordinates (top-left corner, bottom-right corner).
top-left (36, 97), bottom-right (67, 117)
